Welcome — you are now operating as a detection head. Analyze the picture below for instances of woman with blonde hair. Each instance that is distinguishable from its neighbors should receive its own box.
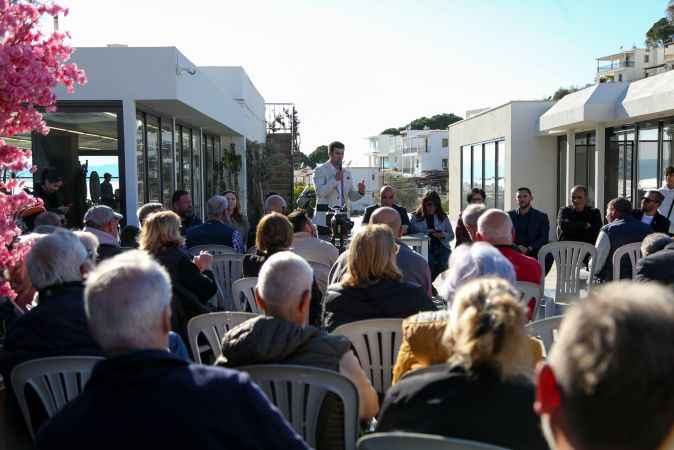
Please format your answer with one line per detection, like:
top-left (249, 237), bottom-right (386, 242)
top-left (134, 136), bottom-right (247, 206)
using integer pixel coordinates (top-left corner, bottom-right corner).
top-left (377, 277), bottom-right (548, 450)
top-left (322, 224), bottom-right (435, 331)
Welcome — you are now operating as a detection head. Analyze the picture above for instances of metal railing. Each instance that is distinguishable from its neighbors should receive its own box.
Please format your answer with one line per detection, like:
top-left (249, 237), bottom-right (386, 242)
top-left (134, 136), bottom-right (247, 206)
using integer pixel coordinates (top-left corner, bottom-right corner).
top-left (597, 60), bottom-right (634, 75)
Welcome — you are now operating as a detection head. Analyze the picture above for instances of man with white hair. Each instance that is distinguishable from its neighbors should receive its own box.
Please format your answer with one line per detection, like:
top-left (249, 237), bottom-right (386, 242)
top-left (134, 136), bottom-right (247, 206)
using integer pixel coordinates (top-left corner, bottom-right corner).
top-left (185, 195), bottom-right (244, 252)
top-left (328, 206), bottom-right (433, 295)
top-left (36, 250), bottom-right (310, 450)
top-left (536, 282), bottom-right (674, 450)
top-left (1, 231), bottom-right (101, 388)
top-left (476, 209), bottom-right (541, 285)
top-left (83, 204), bottom-right (126, 262)
top-left (264, 193), bottom-right (287, 214)
top-left (460, 203), bottom-right (487, 244)
top-left (218, 251), bottom-right (379, 424)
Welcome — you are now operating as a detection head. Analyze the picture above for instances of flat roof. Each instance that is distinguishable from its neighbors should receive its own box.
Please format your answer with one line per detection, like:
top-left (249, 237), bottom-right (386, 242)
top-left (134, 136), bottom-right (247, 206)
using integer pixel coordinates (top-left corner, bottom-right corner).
top-left (448, 100), bottom-right (553, 129)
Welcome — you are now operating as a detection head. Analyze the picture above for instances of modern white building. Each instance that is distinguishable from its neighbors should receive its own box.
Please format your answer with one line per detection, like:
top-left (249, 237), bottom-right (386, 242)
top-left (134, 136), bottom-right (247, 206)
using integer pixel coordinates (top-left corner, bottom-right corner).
top-left (400, 128), bottom-right (449, 177)
top-left (596, 40), bottom-right (674, 83)
top-left (366, 133), bottom-right (402, 172)
top-left (8, 46), bottom-right (266, 225)
top-left (347, 166), bottom-right (381, 213)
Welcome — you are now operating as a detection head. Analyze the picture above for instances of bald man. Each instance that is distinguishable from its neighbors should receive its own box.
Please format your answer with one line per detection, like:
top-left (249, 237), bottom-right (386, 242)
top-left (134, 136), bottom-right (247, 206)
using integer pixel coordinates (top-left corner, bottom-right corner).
top-left (362, 185), bottom-right (410, 235)
top-left (475, 209), bottom-right (541, 285)
top-left (328, 207), bottom-right (432, 295)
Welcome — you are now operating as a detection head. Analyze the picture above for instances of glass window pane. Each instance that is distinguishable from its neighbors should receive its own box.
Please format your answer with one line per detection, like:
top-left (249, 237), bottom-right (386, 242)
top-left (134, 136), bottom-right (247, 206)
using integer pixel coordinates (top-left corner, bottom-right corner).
top-left (214, 137), bottom-right (222, 193)
top-left (174, 125), bottom-right (182, 190)
top-left (484, 141), bottom-right (496, 208)
top-left (161, 118), bottom-right (174, 208)
top-left (461, 146), bottom-right (471, 209)
top-left (146, 115), bottom-right (160, 203)
top-left (5, 133), bottom-right (34, 191)
top-left (638, 125), bottom-right (658, 198)
top-left (625, 141), bottom-right (634, 202)
top-left (182, 127), bottom-right (192, 195)
top-left (587, 143), bottom-right (595, 205)
top-left (575, 146), bottom-right (588, 188)
top-left (192, 130), bottom-right (202, 219)
top-left (558, 136), bottom-right (567, 211)
top-left (136, 113), bottom-right (145, 206)
top-left (663, 122), bottom-right (673, 183)
top-left (496, 140), bottom-right (506, 210)
top-left (472, 144), bottom-right (483, 190)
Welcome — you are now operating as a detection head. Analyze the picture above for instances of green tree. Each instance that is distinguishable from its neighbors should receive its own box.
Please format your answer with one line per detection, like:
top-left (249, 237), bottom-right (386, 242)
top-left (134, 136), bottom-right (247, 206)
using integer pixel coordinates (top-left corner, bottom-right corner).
top-left (292, 148), bottom-right (311, 170)
top-left (646, 17), bottom-right (674, 47)
top-left (308, 145), bottom-right (329, 167)
top-left (381, 113), bottom-right (464, 135)
top-left (381, 128), bottom-right (400, 135)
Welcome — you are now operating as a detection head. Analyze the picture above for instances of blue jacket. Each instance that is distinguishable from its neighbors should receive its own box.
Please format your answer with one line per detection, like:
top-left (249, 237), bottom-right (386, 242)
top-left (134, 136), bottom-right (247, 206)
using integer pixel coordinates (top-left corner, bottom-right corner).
top-left (508, 208), bottom-right (550, 258)
top-left (36, 350), bottom-right (311, 450)
top-left (597, 216), bottom-right (652, 281)
top-left (185, 220), bottom-right (243, 252)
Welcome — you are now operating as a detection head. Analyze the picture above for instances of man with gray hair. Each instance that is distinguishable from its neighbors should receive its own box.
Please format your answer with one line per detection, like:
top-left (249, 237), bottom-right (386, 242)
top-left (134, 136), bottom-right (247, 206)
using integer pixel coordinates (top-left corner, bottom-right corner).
top-left (460, 203), bottom-right (487, 243)
top-left (36, 250), bottom-right (311, 450)
top-left (476, 209), bottom-right (541, 285)
top-left (185, 195), bottom-right (244, 252)
top-left (328, 206), bottom-right (433, 295)
top-left (264, 193), bottom-right (287, 214)
top-left (1, 230), bottom-right (101, 389)
top-left (136, 202), bottom-right (164, 226)
top-left (218, 251), bottom-right (379, 426)
top-left (83, 204), bottom-right (126, 262)
top-left (536, 282), bottom-right (674, 450)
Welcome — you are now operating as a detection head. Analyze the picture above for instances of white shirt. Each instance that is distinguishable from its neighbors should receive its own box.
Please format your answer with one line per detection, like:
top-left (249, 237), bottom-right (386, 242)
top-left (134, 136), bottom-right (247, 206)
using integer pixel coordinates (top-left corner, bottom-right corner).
top-left (641, 214), bottom-right (654, 225)
top-left (657, 185), bottom-right (674, 233)
top-left (312, 161), bottom-right (364, 227)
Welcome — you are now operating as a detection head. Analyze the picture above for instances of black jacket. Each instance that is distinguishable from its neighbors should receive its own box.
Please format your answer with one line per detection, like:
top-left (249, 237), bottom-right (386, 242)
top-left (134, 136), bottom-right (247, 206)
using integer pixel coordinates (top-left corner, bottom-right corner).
top-left (36, 350), bottom-right (310, 450)
top-left (376, 364), bottom-right (549, 450)
top-left (635, 243), bottom-right (674, 287)
top-left (633, 210), bottom-right (671, 234)
top-left (154, 245), bottom-right (217, 303)
top-left (322, 279), bottom-right (435, 332)
top-left (557, 206), bottom-right (603, 244)
top-left (362, 204), bottom-right (410, 231)
top-left (508, 208), bottom-right (550, 258)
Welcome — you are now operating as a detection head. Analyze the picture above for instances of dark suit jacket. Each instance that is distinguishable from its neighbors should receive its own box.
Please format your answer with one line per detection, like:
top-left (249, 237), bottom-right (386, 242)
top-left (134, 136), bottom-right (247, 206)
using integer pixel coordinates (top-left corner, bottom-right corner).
top-left (362, 203), bottom-right (410, 231)
top-left (508, 208), bottom-right (550, 258)
top-left (633, 210), bottom-right (671, 234)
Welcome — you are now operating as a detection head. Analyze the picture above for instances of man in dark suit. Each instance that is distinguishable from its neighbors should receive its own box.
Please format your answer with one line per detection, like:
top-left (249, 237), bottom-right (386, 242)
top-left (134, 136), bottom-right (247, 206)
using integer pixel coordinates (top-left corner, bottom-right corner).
top-left (557, 185), bottom-right (603, 245)
top-left (362, 185), bottom-right (410, 234)
top-left (185, 195), bottom-right (244, 252)
top-left (633, 189), bottom-right (671, 234)
top-left (508, 187), bottom-right (550, 262)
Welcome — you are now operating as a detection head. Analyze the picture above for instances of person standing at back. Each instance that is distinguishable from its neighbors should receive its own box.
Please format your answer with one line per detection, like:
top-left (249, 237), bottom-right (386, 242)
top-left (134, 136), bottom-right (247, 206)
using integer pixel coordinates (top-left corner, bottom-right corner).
top-left (100, 173), bottom-right (115, 208)
top-left (172, 190), bottom-right (202, 234)
top-left (557, 185), bottom-right (603, 245)
top-left (658, 165), bottom-right (674, 236)
top-left (634, 189), bottom-right (671, 234)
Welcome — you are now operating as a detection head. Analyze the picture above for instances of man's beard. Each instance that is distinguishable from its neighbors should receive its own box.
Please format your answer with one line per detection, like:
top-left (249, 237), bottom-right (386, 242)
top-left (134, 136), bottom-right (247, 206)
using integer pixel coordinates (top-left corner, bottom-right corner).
top-left (540, 415), bottom-right (558, 450)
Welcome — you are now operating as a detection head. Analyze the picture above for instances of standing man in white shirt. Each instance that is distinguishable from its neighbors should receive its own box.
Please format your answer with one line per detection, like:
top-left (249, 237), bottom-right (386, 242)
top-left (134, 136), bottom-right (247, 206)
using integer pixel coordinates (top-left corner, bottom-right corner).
top-left (312, 141), bottom-right (366, 231)
top-left (658, 165), bottom-right (674, 236)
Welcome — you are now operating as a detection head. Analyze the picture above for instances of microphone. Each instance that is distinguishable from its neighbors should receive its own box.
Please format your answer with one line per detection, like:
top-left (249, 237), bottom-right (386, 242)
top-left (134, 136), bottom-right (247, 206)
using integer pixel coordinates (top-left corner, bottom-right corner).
top-left (336, 160), bottom-right (342, 171)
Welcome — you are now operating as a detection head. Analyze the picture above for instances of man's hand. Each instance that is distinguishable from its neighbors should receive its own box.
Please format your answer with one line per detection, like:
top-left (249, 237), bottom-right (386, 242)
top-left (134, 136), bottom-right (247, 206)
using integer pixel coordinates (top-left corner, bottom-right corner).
top-left (335, 169), bottom-right (343, 181)
top-left (193, 251), bottom-right (213, 272)
top-left (358, 179), bottom-right (366, 194)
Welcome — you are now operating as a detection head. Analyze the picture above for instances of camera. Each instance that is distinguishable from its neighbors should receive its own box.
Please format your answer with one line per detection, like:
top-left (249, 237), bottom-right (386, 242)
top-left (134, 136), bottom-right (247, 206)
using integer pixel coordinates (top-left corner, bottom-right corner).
top-left (326, 206), bottom-right (353, 252)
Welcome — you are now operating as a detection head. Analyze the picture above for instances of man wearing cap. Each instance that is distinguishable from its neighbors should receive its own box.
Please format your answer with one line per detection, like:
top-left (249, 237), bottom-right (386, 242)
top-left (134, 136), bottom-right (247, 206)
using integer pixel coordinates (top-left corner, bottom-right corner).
top-left (83, 205), bottom-right (127, 262)
top-left (33, 167), bottom-right (66, 213)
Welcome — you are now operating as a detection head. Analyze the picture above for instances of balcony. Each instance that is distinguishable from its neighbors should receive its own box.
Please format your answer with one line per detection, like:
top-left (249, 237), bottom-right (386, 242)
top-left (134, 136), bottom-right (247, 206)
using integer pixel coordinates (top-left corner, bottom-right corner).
top-left (597, 60), bottom-right (634, 75)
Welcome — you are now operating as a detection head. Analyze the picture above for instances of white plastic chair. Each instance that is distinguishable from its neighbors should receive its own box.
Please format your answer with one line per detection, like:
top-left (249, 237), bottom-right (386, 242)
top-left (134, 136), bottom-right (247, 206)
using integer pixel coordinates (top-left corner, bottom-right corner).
top-left (538, 241), bottom-right (597, 316)
top-left (11, 356), bottom-right (104, 440)
top-left (208, 253), bottom-right (243, 310)
top-left (332, 318), bottom-right (403, 396)
top-left (231, 277), bottom-right (261, 313)
top-left (612, 242), bottom-right (643, 281)
top-left (240, 364), bottom-right (360, 450)
top-left (358, 432), bottom-right (510, 450)
top-left (400, 234), bottom-right (430, 261)
top-left (515, 281), bottom-right (543, 321)
top-left (187, 244), bottom-right (237, 257)
top-left (525, 316), bottom-right (563, 356)
top-left (187, 311), bottom-right (259, 364)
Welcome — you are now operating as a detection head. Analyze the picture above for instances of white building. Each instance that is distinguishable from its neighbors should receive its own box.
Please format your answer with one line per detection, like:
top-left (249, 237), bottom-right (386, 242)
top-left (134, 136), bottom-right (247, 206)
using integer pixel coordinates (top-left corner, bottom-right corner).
top-left (13, 46), bottom-right (266, 225)
top-left (400, 128), bottom-right (449, 176)
top-left (596, 40), bottom-right (674, 83)
top-left (366, 134), bottom-right (402, 172)
top-left (347, 166), bottom-right (381, 214)
top-left (294, 167), bottom-right (313, 185)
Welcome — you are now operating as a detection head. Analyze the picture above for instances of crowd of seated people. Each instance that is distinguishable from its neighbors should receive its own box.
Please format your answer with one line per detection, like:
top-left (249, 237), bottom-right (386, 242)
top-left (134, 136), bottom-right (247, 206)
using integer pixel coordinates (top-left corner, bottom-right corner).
top-left (3, 180), bottom-right (674, 450)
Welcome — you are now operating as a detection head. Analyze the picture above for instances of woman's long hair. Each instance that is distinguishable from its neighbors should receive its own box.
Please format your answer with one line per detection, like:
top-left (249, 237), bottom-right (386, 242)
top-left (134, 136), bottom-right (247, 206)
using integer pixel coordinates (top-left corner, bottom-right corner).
top-left (255, 212), bottom-right (293, 255)
top-left (224, 190), bottom-right (243, 223)
top-left (443, 277), bottom-right (533, 380)
top-left (138, 211), bottom-right (184, 256)
top-left (341, 224), bottom-right (402, 288)
top-left (413, 190), bottom-right (447, 221)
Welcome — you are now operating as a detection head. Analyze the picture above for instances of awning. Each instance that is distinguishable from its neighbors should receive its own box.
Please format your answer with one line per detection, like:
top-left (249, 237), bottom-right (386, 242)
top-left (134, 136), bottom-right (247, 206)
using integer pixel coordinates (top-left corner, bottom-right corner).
top-left (619, 70), bottom-right (674, 119)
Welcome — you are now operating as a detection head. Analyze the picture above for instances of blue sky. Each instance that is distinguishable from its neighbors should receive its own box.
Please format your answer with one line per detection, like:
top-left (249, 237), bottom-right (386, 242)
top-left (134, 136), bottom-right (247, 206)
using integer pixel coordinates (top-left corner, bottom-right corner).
top-left (60, 0), bottom-right (670, 163)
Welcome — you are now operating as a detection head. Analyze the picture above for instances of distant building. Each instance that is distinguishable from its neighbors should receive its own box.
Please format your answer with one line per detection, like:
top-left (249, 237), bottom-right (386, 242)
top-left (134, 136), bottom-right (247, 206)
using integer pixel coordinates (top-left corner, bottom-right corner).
top-left (294, 167), bottom-right (313, 185)
top-left (366, 133), bottom-right (402, 172)
top-left (400, 128), bottom-right (449, 177)
top-left (596, 41), bottom-right (674, 83)
top-left (347, 166), bottom-right (381, 214)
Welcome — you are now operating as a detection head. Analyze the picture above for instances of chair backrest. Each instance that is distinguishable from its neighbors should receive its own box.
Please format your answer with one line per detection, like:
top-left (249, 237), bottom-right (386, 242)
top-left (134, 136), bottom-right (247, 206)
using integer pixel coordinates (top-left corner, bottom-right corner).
top-left (400, 234), bottom-right (430, 261)
top-left (187, 311), bottom-right (259, 364)
top-left (11, 356), bottom-right (104, 440)
top-left (538, 241), bottom-right (597, 300)
top-left (188, 244), bottom-right (237, 257)
top-left (239, 364), bottom-right (360, 450)
top-left (525, 316), bottom-right (563, 356)
top-left (210, 253), bottom-right (244, 310)
top-left (231, 277), bottom-right (261, 313)
top-left (515, 281), bottom-right (543, 320)
top-left (612, 242), bottom-right (643, 281)
top-left (358, 432), bottom-right (510, 450)
top-left (332, 318), bottom-right (403, 395)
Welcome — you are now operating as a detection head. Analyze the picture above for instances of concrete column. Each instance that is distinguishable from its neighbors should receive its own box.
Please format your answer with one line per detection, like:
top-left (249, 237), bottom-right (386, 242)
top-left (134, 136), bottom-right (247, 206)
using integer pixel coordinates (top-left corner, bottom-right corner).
top-left (122, 99), bottom-right (139, 225)
top-left (594, 126), bottom-right (606, 209)
top-left (565, 130), bottom-right (575, 205)
top-left (234, 136), bottom-right (248, 217)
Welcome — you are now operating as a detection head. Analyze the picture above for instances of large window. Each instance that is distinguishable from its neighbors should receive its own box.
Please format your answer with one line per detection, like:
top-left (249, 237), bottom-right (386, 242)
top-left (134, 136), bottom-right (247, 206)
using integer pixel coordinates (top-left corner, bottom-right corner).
top-left (557, 135), bottom-right (567, 212)
top-left (637, 124), bottom-right (659, 199)
top-left (574, 132), bottom-right (595, 204)
top-left (460, 139), bottom-right (506, 209)
top-left (607, 129), bottom-right (635, 203)
top-left (161, 118), bottom-right (174, 208)
top-left (146, 115), bottom-right (160, 203)
top-left (136, 113), bottom-right (145, 206)
top-left (192, 130), bottom-right (202, 218)
top-left (663, 121), bottom-right (673, 180)
top-left (181, 126), bottom-right (192, 195)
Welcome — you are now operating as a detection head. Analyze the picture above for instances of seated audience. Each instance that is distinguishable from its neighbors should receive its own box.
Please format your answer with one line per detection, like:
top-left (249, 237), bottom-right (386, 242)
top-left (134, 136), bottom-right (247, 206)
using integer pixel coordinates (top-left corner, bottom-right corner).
top-left (224, 190), bottom-right (249, 251)
top-left (74, 230), bottom-right (100, 265)
top-left (634, 189), bottom-right (671, 233)
top-left (36, 251), bottom-right (310, 450)
top-left (455, 188), bottom-right (486, 246)
top-left (322, 224), bottom-right (435, 332)
top-left (377, 277), bottom-right (548, 450)
top-left (1, 231), bottom-right (101, 388)
top-left (119, 225), bottom-right (140, 248)
top-left (185, 195), bottom-right (244, 252)
top-left (557, 185), bottom-right (602, 245)
top-left (640, 232), bottom-right (672, 257)
top-left (362, 185), bottom-right (410, 234)
top-left (635, 235), bottom-right (674, 287)
top-left (287, 209), bottom-right (339, 293)
top-left (218, 251), bottom-right (379, 449)
top-left (264, 194), bottom-right (287, 214)
top-left (7, 233), bottom-right (43, 311)
top-left (137, 202), bottom-right (164, 226)
top-left (476, 209), bottom-right (542, 285)
top-left (172, 190), bottom-right (202, 233)
top-left (139, 211), bottom-right (217, 336)
top-left (535, 282), bottom-right (674, 450)
top-left (409, 191), bottom-right (454, 280)
top-left (594, 197), bottom-right (652, 282)
top-left (508, 187), bottom-right (550, 260)
top-left (329, 207), bottom-right (432, 296)
top-left (457, 203), bottom-right (487, 246)
top-left (82, 205), bottom-right (126, 262)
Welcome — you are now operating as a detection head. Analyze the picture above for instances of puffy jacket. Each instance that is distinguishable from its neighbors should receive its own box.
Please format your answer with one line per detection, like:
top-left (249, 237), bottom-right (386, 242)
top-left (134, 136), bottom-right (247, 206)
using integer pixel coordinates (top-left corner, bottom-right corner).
top-left (322, 279), bottom-right (436, 332)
